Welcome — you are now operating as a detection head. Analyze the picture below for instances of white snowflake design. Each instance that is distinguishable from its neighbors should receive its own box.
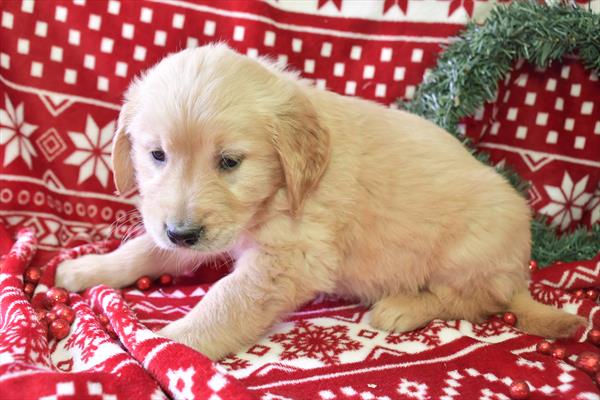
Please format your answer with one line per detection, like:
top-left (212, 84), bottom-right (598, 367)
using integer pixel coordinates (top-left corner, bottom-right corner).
top-left (539, 172), bottom-right (592, 230)
top-left (64, 115), bottom-right (115, 187)
top-left (0, 94), bottom-right (38, 169)
top-left (397, 378), bottom-right (430, 400)
top-left (166, 366), bottom-right (195, 399)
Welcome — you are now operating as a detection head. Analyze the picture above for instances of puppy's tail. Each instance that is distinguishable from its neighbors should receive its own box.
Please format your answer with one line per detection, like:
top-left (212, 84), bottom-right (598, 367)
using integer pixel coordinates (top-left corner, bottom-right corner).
top-left (508, 291), bottom-right (587, 338)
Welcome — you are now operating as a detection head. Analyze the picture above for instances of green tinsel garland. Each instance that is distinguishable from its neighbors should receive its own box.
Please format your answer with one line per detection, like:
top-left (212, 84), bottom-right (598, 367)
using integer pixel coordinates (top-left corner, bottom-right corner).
top-left (399, 0), bottom-right (600, 267)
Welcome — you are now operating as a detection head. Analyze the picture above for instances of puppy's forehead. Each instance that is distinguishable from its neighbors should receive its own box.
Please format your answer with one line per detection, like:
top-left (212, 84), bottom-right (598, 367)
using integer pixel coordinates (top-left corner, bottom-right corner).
top-left (132, 95), bottom-right (267, 153)
top-left (129, 46), bottom-right (279, 148)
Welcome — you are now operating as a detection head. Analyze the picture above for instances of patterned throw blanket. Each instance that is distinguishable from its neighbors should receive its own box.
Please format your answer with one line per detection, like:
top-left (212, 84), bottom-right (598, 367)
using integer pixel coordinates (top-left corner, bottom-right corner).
top-left (1, 0), bottom-right (599, 398)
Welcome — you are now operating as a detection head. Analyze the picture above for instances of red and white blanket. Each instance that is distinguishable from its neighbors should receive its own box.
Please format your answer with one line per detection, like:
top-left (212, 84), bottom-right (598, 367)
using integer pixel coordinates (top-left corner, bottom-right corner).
top-left (1, 0), bottom-right (599, 398)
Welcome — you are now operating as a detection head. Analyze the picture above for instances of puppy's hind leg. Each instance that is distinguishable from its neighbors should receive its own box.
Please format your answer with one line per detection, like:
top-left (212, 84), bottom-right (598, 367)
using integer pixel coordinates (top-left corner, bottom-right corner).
top-left (370, 291), bottom-right (446, 333)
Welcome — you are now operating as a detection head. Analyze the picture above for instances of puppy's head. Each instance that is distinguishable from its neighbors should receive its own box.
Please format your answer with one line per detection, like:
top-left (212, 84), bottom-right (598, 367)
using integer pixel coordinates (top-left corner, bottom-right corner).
top-left (113, 44), bottom-right (329, 253)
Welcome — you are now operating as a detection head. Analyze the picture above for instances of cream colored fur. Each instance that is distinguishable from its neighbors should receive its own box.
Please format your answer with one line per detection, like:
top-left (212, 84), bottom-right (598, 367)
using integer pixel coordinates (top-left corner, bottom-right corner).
top-left (56, 44), bottom-right (586, 360)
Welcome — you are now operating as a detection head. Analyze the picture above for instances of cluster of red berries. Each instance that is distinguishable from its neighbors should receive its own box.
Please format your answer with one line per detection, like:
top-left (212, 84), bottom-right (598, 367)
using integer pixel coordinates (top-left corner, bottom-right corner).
top-left (23, 265), bottom-right (174, 341)
top-left (34, 287), bottom-right (118, 341)
top-left (21, 264), bottom-right (74, 340)
top-left (22, 265), bottom-right (74, 340)
top-left (135, 273), bottom-right (173, 291)
top-left (35, 287), bottom-right (74, 340)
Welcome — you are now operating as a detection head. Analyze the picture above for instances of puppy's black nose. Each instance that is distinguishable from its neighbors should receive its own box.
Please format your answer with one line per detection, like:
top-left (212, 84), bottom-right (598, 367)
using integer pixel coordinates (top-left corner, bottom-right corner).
top-left (166, 225), bottom-right (203, 247)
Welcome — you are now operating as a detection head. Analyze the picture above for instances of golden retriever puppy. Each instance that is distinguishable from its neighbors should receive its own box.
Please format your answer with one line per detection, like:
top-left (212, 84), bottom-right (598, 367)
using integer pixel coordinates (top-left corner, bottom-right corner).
top-left (56, 44), bottom-right (585, 360)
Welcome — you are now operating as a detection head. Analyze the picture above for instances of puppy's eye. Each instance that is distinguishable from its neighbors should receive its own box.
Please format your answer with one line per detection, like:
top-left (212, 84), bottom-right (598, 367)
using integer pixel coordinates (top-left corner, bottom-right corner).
top-left (151, 149), bottom-right (166, 163)
top-left (219, 155), bottom-right (241, 171)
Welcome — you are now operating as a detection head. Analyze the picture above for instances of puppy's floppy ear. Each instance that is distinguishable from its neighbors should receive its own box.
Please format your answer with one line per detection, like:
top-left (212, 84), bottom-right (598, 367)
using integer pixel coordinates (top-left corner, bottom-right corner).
top-left (111, 102), bottom-right (135, 195)
top-left (271, 90), bottom-right (330, 216)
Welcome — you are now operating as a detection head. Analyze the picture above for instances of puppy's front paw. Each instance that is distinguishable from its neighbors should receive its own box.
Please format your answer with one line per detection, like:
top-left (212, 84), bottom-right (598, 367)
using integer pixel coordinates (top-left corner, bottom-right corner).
top-left (157, 320), bottom-right (228, 361)
top-left (56, 254), bottom-right (112, 292)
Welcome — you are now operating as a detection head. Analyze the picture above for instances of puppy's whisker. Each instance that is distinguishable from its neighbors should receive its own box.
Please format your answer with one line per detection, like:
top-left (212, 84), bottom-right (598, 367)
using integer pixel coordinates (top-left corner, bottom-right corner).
top-left (122, 220), bottom-right (144, 243)
top-left (105, 209), bottom-right (143, 241)
top-left (104, 212), bottom-right (129, 239)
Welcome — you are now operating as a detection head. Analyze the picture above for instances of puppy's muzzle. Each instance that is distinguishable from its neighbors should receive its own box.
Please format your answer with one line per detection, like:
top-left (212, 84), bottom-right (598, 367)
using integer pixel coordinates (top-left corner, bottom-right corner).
top-left (166, 224), bottom-right (204, 247)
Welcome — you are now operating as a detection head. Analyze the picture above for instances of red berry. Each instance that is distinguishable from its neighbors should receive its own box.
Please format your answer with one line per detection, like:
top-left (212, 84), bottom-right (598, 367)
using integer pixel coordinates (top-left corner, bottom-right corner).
top-left (509, 380), bottom-right (530, 399)
top-left (536, 341), bottom-right (553, 355)
top-left (586, 289), bottom-right (599, 302)
top-left (46, 287), bottom-right (69, 306)
top-left (575, 351), bottom-right (600, 375)
top-left (574, 289), bottom-right (585, 300)
top-left (97, 314), bottom-right (109, 326)
top-left (45, 312), bottom-right (57, 323)
top-left (49, 318), bottom-right (70, 340)
top-left (528, 260), bottom-right (538, 272)
top-left (136, 276), bottom-right (152, 291)
top-left (596, 371), bottom-right (600, 386)
top-left (502, 312), bottom-right (517, 326)
top-left (158, 273), bottom-right (173, 286)
top-left (588, 329), bottom-right (600, 346)
top-left (24, 266), bottom-right (42, 284)
top-left (51, 303), bottom-right (66, 312)
top-left (552, 346), bottom-right (567, 360)
top-left (52, 304), bottom-right (75, 325)
top-left (23, 282), bottom-right (36, 297)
